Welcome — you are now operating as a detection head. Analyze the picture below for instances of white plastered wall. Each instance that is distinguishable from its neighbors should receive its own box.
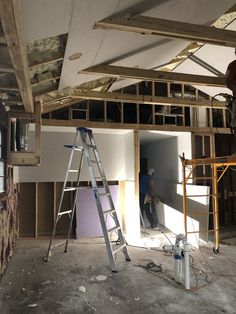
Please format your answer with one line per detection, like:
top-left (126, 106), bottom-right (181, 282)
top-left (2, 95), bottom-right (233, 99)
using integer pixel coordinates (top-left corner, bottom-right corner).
top-left (18, 129), bottom-right (127, 182)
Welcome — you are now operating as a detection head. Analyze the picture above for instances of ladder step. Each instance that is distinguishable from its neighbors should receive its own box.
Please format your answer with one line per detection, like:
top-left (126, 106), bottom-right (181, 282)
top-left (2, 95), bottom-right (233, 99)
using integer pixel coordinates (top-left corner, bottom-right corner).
top-left (95, 176), bottom-right (105, 179)
top-left (64, 144), bottom-right (83, 151)
top-left (99, 192), bottom-right (111, 197)
top-left (69, 169), bottom-right (78, 173)
top-left (88, 144), bottom-right (97, 149)
top-left (64, 187), bottom-right (78, 192)
top-left (113, 243), bottom-right (126, 255)
top-left (103, 209), bottom-right (116, 215)
top-left (108, 226), bottom-right (120, 233)
top-left (91, 160), bottom-right (97, 163)
top-left (58, 210), bottom-right (72, 216)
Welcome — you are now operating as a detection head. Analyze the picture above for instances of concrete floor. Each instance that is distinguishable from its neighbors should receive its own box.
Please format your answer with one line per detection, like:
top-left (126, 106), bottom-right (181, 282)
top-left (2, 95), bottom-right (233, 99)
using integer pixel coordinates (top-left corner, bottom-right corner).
top-left (0, 237), bottom-right (236, 314)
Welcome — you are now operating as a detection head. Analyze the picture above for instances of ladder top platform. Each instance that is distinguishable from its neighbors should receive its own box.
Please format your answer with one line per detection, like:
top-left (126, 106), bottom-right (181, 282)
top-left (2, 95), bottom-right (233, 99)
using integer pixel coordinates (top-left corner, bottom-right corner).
top-left (182, 155), bottom-right (236, 166)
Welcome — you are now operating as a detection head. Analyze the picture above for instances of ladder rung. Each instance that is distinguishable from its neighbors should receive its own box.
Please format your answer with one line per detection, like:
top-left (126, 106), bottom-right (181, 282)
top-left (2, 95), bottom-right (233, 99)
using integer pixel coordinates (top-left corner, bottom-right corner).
top-left (108, 226), bottom-right (120, 233)
top-left (103, 209), bottom-right (116, 215)
top-left (95, 176), bottom-right (105, 180)
top-left (91, 160), bottom-right (97, 163)
top-left (88, 144), bottom-right (97, 149)
top-left (64, 144), bottom-right (83, 151)
top-left (188, 211), bottom-right (218, 216)
top-left (69, 169), bottom-right (78, 173)
top-left (99, 192), bottom-right (111, 197)
top-left (64, 187), bottom-right (78, 191)
top-left (58, 210), bottom-right (72, 216)
top-left (194, 177), bottom-right (214, 180)
top-left (186, 229), bottom-right (218, 234)
top-left (113, 243), bottom-right (126, 255)
top-left (186, 194), bottom-right (215, 197)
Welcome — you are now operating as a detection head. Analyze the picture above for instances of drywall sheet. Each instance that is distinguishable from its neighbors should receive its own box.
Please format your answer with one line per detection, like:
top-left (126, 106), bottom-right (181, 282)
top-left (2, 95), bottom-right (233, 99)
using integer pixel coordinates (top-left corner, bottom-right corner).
top-left (76, 185), bottom-right (119, 238)
top-left (156, 201), bottom-right (199, 248)
top-left (19, 130), bottom-right (126, 182)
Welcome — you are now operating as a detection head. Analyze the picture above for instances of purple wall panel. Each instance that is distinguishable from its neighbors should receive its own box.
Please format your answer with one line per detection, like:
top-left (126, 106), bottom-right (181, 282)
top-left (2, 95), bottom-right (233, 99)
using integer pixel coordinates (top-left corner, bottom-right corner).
top-left (76, 185), bottom-right (119, 238)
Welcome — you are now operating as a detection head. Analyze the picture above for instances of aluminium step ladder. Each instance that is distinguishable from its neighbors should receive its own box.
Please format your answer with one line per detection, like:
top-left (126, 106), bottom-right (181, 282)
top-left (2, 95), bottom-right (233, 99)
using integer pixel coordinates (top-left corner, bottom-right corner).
top-left (45, 127), bottom-right (131, 272)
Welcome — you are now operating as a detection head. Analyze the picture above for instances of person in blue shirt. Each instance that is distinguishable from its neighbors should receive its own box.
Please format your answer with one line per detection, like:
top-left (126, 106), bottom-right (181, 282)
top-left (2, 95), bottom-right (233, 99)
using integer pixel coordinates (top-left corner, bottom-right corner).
top-left (139, 168), bottom-right (158, 228)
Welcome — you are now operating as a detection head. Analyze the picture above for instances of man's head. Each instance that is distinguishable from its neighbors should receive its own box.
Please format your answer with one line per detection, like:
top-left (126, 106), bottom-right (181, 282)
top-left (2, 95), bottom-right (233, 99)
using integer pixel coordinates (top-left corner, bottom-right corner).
top-left (148, 168), bottom-right (155, 176)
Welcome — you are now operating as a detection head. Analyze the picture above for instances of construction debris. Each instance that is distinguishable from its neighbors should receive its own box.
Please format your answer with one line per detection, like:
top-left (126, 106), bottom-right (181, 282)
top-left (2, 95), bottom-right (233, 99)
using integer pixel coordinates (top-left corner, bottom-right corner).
top-left (96, 275), bottom-right (107, 281)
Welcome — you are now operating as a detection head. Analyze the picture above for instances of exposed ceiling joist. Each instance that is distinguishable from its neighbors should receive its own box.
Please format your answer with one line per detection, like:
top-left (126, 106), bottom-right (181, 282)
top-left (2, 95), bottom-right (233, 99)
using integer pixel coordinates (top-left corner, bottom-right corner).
top-left (42, 90), bottom-right (225, 113)
top-left (82, 65), bottom-right (226, 87)
top-left (95, 15), bottom-right (236, 47)
top-left (0, 65), bottom-right (15, 73)
top-left (28, 53), bottom-right (64, 68)
top-left (0, 36), bottom-right (6, 44)
top-left (0, 0), bottom-right (34, 112)
top-left (0, 86), bottom-right (19, 92)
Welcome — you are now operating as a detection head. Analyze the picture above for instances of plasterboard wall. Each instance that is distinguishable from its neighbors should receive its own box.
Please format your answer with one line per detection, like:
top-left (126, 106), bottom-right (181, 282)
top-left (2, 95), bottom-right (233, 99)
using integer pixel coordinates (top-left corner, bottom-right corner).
top-left (141, 133), bottom-right (209, 243)
top-left (141, 133), bottom-right (192, 202)
top-left (18, 130), bottom-right (134, 182)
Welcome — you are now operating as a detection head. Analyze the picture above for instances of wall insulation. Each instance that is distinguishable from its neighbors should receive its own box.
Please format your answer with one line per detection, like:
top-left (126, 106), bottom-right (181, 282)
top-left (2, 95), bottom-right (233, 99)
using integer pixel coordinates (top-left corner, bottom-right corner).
top-left (0, 167), bottom-right (18, 276)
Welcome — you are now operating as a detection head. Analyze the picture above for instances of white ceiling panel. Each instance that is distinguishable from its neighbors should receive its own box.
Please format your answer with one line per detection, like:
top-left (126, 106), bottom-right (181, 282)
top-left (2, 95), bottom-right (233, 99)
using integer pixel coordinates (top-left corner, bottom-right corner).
top-left (21, 0), bottom-right (74, 41)
top-left (20, 0), bottom-right (236, 93)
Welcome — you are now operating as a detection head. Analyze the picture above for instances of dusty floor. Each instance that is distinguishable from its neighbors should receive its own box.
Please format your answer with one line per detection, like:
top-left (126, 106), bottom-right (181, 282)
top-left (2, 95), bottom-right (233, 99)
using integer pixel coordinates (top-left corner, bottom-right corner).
top-left (0, 235), bottom-right (236, 314)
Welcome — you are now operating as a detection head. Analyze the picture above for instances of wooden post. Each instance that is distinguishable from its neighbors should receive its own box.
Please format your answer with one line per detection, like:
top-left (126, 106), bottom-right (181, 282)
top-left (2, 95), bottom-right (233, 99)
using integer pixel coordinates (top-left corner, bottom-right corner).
top-left (35, 100), bottom-right (42, 164)
top-left (134, 130), bottom-right (140, 217)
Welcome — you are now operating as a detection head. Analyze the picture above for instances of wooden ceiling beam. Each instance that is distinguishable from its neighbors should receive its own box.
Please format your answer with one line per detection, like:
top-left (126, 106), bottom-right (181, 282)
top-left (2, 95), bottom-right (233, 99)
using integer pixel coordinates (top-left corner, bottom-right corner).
top-left (42, 89), bottom-right (225, 113)
top-left (95, 15), bottom-right (236, 47)
top-left (0, 0), bottom-right (34, 112)
top-left (42, 118), bottom-right (231, 135)
top-left (0, 86), bottom-right (19, 92)
top-left (82, 64), bottom-right (226, 87)
top-left (0, 65), bottom-right (15, 73)
top-left (0, 36), bottom-right (6, 44)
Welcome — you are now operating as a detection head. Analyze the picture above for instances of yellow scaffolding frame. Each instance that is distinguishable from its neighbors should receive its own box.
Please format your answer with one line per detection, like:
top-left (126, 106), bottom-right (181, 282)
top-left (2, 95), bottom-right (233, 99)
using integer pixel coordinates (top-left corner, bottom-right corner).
top-left (181, 154), bottom-right (236, 253)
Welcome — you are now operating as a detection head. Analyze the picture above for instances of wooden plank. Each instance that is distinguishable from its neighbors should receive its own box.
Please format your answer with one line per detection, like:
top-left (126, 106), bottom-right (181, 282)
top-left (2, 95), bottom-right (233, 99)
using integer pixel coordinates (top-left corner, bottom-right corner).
top-left (134, 130), bottom-right (140, 220)
top-left (0, 0), bottom-right (33, 112)
top-left (29, 52), bottom-right (64, 68)
top-left (42, 118), bottom-right (232, 134)
top-left (0, 36), bottom-right (6, 44)
top-left (34, 101), bottom-right (41, 161)
top-left (119, 181), bottom-right (125, 229)
top-left (82, 64), bottom-right (226, 87)
top-left (42, 90), bottom-right (226, 113)
top-left (8, 152), bottom-right (40, 166)
top-left (95, 15), bottom-right (236, 47)
top-left (0, 66), bottom-right (14, 73)
top-left (35, 182), bottom-right (38, 238)
top-left (19, 183), bottom-right (36, 237)
top-left (37, 183), bottom-right (54, 237)
top-left (0, 86), bottom-right (19, 92)
top-left (184, 156), bottom-right (236, 166)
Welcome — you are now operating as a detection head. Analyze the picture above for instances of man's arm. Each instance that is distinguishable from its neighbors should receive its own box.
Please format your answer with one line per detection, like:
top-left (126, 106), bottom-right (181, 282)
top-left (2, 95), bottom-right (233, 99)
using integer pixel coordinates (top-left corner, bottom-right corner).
top-left (226, 62), bottom-right (236, 93)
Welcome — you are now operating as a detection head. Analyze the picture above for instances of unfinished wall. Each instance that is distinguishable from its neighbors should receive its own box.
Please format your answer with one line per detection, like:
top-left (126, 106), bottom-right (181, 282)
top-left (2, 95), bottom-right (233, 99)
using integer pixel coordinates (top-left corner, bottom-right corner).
top-left (18, 128), bottom-right (140, 241)
top-left (0, 104), bottom-right (18, 276)
top-left (0, 168), bottom-right (18, 275)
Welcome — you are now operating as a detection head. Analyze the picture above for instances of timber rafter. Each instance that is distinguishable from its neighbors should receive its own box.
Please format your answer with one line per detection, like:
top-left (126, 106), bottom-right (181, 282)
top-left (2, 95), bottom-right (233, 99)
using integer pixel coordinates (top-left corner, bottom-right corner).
top-left (0, 0), bottom-right (33, 112)
top-left (81, 65), bottom-right (226, 87)
top-left (95, 15), bottom-right (236, 47)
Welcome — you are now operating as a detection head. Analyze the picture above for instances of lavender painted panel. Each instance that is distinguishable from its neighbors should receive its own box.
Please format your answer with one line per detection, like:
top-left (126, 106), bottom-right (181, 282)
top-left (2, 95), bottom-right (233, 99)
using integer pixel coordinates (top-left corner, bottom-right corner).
top-left (76, 185), bottom-right (119, 238)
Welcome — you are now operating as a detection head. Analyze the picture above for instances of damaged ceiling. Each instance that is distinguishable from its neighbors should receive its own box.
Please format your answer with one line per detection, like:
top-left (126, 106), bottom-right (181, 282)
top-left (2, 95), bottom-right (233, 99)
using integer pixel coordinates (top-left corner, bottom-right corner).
top-left (27, 34), bottom-right (68, 96)
top-left (1, 0), bottom-right (236, 112)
